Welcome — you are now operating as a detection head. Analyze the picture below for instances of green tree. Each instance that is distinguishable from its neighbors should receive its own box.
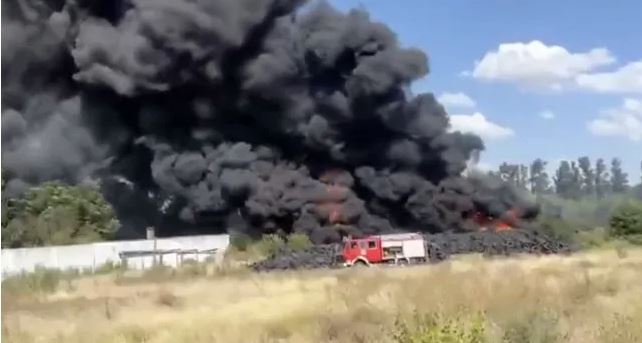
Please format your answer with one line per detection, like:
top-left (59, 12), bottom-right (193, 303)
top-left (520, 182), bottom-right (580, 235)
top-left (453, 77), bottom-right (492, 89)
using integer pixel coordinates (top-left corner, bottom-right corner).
top-left (610, 158), bottom-right (629, 193)
top-left (609, 201), bottom-right (642, 239)
top-left (554, 161), bottom-right (578, 199)
top-left (1, 181), bottom-right (119, 248)
top-left (634, 161), bottom-right (642, 201)
top-left (578, 156), bottom-right (595, 197)
top-left (529, 159), bottom-right (551, 195)
top-left (498, 162), bottom-right (529, 189)
top-left (519, 164), bottom-right (529, 190)
top-left (595, 158), bottom-right (610, 199)
top-left (570, 161), bottom-right (583, 199)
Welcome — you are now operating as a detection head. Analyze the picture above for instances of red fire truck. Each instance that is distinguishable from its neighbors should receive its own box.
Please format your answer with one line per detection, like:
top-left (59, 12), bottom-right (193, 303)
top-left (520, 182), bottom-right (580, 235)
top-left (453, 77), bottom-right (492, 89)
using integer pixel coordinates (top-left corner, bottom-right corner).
top-left (339, 211), bottom-right (517, 267)
top-left (341, 233), bottom-right (430, 267)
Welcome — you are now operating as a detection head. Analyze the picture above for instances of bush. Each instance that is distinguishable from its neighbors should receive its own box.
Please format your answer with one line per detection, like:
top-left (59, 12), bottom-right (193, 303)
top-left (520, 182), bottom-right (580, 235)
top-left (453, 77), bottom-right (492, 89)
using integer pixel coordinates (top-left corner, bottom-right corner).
top-left (1, 181), bottom-right (119, 248)
top-left (1, 267), bottom-right (63, 296)
top-left (95, 260), bottom-right (126, 274)
top-left (230, 232), bottom-right (252, 252)
top-left (391, 310), bottom-right (486, 343)
top-left (501, 310), bottom-right (566, 343)
top-left (256, 234), bottom-right (286, 257)
top-left (287, 232), bottom-right (313, 251)
top-left (609, 201), bottom-right (642, 240)
top-left (156, 289), bottom-right (182, 307)
top-left (536, 215), bottom-right (579, 244)
top-left (576, 227), bottom-right (610, 249)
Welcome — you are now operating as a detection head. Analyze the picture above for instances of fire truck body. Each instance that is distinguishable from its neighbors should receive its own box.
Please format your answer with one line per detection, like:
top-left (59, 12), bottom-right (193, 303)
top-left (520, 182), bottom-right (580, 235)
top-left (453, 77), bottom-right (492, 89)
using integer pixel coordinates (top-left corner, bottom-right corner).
top-left (339, 211), bottom-right (518, 267)
top-left (341, 233), bottom-right (427, 266)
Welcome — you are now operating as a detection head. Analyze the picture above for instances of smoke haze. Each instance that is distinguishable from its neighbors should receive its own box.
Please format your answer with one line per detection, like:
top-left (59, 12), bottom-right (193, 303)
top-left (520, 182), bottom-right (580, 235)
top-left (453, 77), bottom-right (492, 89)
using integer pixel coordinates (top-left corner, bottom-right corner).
top-left (2, 0), bottom-right (536, 242)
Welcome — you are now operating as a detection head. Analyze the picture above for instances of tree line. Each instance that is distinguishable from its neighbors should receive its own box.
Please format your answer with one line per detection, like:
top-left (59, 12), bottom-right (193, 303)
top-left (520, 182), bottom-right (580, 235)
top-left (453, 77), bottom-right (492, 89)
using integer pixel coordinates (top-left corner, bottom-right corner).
top-left (489, 158), bottom-right (642, 200)
top-left (1, 180), bottom-right (118, 248)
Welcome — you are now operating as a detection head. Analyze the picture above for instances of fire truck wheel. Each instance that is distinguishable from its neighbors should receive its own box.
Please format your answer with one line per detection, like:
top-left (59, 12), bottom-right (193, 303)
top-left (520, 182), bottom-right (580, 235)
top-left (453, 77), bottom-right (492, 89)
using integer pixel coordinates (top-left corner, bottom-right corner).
top-left (353, 260), bottom-right (368, 268)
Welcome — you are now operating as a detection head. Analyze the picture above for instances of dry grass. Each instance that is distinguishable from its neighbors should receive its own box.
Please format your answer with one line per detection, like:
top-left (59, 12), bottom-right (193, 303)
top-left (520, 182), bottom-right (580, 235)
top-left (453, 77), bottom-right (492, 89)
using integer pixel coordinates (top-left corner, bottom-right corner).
top-left (3, 248), bottom-right (642, 343)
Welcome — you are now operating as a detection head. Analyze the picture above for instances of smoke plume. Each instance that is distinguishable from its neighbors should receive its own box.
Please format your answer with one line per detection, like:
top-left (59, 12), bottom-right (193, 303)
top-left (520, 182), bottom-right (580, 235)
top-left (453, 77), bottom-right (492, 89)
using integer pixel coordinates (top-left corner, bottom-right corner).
top-left (2, 0), bottom-right (536, 242)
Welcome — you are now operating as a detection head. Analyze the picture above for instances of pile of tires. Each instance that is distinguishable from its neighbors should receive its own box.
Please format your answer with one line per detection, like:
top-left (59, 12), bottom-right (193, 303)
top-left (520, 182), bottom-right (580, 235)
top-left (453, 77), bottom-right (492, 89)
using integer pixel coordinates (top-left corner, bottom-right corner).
top-left (251, 244), bottom-right (341, 272)
top-left (424, 230), bottom-right (571, 258)
top-left (251, 230), bottom-right (571, 272)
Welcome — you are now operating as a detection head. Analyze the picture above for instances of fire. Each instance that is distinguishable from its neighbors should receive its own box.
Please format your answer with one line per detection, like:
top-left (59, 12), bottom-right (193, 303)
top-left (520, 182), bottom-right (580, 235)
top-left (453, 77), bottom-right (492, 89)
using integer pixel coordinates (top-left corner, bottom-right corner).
top-left (317, 203), bottom-right (345, 224)
top-left (317, 170), bottom-right (350, 224)
top-left (493, 221), bottom-right (512, 232)
top-left (329, 207), bottom-right (342, 224)
top-left (473, 208), bottom-right (520, 232)
top-left (326, 184), bottom-right (347, 200)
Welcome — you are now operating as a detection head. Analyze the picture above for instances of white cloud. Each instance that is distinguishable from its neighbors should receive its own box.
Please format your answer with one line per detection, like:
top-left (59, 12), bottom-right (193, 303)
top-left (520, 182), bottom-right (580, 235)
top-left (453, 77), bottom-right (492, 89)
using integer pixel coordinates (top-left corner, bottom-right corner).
top-left (539, 110), bottom-right (555, 120)
top-left (449, 112), bottom-right (515, 140)
top-left (576, 60), bottom-right (642, 94)
top-left (587, 98), bottom-right (642, 142)
top-left (438, 92), bottom-right (476, 111)
top-left (468, 40), bottom-right (618, 92)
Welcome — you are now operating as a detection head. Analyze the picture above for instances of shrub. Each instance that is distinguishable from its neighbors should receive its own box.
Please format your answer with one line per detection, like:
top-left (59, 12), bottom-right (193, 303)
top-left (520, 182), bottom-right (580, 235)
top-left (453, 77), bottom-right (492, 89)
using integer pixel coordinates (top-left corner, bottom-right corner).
top-left (1, 181), bottom-right (119, 248)
top-left (1, 267), bottom-right (63, 296)
top-left (609, 201), bottom-right (642, 240)
top-left (229, 232), bottom-right (252, 252)
top-left (536, 215), bottom-right (579, 244)
top-left (156, 289), bottom-right (182, 307)
top-left (256, 234), bottom-right (286, 257)
top-left (95, 260), bottom-right (126, 274)
top-left (179, 261), bottom-right (207, 277)
top-left (501, 310), bottom-right (566, 343)
top-left (287, 232), bottom-right (313, 251)
top-left (576, 227), bottom-right (610, 249)
top-left (391, 310), bottom-right (486, 343)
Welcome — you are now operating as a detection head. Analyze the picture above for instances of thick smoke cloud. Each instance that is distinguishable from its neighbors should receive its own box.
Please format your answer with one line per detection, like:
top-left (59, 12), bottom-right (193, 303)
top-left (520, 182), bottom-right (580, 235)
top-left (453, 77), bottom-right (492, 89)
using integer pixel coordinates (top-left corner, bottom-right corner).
top-left (2, 0), bottom-right (536, 242)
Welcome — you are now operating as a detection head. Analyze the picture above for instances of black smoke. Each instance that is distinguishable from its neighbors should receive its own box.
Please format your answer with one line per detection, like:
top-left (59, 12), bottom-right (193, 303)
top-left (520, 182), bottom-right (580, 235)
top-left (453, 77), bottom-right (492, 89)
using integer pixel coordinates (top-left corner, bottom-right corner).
top-left (1, 0), bottom-right (536, 242)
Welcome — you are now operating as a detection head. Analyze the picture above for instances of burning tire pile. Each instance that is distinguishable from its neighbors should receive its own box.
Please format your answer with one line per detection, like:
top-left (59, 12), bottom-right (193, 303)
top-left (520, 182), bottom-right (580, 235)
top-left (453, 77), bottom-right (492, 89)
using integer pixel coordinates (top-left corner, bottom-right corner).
top-left (251, 244), bottom-right (341, 272)
top-left (251, 230), bottom-right (571, 272)
top-left (426, 230), bottom-right (571, 259)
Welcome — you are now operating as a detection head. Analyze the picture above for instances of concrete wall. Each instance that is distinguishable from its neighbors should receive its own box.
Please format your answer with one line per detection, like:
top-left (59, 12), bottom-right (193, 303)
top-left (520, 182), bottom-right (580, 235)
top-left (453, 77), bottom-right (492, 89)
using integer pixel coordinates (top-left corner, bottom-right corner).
top-left (1, 234), bottom-right (230, 279)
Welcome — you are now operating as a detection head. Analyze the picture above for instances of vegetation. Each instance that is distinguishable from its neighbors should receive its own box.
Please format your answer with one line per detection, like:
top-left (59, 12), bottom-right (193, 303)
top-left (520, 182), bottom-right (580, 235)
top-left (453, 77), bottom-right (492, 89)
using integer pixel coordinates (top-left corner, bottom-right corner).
top-left (531, 192), bottom-right (642, 248)
top-left (485, 156), bottom-right (642, 248)
top-left (286, 232), bottom-right (313, 251)
top-left (1, 181), bottom-right (119, 248)
top-left (608, 201), bottom-right (642, 243)
top-left (492, 156), bottom-right (640, 200)
top-left (392, 311), bottom-right (486, 343)
top-left (3, 248), bottom-right (642, 342)
top-left (227, 232), bottom-right (314, 262)
top-left (1, 267), bottom-right (64, 297)
top-left (255, 234), bottom-right (286, 257)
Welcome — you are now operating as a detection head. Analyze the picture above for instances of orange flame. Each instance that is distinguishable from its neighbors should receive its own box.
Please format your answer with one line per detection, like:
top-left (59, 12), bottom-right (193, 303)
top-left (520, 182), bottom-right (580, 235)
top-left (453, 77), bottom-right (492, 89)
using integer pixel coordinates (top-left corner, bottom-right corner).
top-left (317, 170), bottom-right (349, 224)
top-left (473, 209), bottom-right (519, 232)
top-left (317, 203), bottom-right (345, 224)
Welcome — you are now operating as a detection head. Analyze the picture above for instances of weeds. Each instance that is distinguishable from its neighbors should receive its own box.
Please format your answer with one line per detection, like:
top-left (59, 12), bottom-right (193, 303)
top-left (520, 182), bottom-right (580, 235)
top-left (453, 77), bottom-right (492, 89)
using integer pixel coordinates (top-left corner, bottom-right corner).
top-left (94, 260), bottom-right (126, 274)
top-left (286, 232), bottom-right (312, 251)
top-left (1, 267), bottom-right (63, 297)
top-left (155, 289), bottom-right (182, 308)
top-left (392, 310), bottom-right (486, 343)
top-left (255, 234), bottom-right (286, 257)
top-left (2, 249), bottom-right (642, 343)
top-left (229, 232), bottom-right (252, 251)
top-left (501, 310), bottom-right (566, 343)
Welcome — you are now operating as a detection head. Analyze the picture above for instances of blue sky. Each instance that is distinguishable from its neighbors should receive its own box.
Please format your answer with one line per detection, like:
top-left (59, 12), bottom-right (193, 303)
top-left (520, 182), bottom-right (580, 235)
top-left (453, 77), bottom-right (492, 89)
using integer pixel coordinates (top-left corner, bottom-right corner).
top-left (328, 0), bottom-right (642, 182)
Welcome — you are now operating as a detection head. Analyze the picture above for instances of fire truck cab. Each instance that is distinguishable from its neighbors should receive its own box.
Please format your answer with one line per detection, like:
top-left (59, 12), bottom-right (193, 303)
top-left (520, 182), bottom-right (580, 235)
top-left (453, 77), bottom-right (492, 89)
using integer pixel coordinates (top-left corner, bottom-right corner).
top-left (341, 233), bottom-right (427, 267)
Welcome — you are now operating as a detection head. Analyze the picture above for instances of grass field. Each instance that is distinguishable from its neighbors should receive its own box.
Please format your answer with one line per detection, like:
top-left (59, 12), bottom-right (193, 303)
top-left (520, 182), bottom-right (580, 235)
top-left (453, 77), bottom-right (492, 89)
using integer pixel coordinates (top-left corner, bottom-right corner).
top-left (3, 248), bottom-right (642, 343)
